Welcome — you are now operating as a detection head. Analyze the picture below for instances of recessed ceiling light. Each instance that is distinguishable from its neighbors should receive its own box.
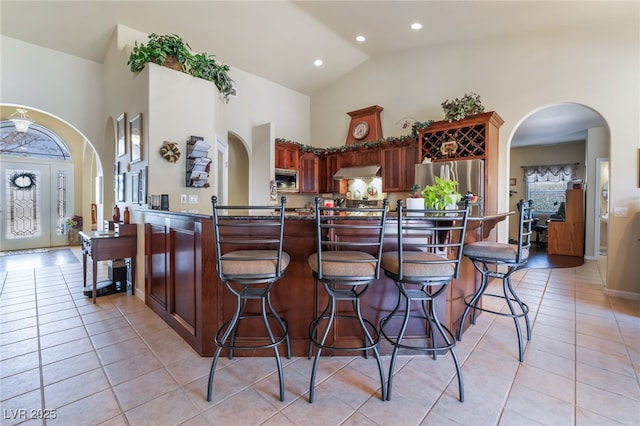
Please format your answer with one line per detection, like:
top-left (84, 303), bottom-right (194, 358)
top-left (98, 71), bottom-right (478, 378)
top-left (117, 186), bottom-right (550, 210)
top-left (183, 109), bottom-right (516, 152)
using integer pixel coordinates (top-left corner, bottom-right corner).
top-left (356, 35), bottom-right (366, 42)
top-left (314, 59), bottom-right (323, 67)
top-left (411, 22), bottom-right (422, 30)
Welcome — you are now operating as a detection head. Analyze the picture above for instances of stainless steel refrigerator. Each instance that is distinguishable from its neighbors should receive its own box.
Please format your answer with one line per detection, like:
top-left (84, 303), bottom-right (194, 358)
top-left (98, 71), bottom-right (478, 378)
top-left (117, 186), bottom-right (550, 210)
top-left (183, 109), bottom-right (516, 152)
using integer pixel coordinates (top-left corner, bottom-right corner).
top-left (415, 159), bottom-right (485, 216)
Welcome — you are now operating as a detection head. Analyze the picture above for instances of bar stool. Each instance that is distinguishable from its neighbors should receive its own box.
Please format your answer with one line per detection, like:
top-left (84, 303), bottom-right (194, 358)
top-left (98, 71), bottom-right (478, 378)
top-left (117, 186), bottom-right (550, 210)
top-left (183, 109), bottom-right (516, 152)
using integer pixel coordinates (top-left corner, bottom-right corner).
top-left (457, 199), bottom-right (533, 362)
top-left (379, 200), bottom-right (469, 402)
top-left (307, 197), bottom-right (388, 403)
top-left (207, 196), bottom-right (290, 402)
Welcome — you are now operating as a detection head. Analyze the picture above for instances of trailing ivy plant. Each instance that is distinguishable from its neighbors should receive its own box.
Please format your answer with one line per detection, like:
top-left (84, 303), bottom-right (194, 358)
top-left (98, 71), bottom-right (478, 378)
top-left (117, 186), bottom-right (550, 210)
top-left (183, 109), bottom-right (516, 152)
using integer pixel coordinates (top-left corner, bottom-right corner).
top-left (189, 53), bottom-right (235, 102)
top-left (128, 33), bottom-right (192, 73)
top-left (127, 33), bottom-right (235, 103)
top-left (441, 92), bottom-right (485, 122)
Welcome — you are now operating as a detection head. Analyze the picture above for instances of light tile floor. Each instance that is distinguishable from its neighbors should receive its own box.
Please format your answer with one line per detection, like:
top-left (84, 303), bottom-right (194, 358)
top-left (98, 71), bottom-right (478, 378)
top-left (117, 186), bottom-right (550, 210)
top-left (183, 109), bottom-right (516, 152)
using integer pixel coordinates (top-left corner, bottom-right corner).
top-left (1, 249), bottom-right (639, 426)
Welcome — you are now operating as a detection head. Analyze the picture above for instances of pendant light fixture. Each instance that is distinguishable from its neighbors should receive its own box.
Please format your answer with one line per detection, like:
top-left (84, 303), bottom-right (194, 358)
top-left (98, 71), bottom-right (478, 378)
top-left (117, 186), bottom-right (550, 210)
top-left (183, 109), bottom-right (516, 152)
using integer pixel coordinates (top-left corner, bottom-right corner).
top-left (8, 108), bottom-right (34, 133)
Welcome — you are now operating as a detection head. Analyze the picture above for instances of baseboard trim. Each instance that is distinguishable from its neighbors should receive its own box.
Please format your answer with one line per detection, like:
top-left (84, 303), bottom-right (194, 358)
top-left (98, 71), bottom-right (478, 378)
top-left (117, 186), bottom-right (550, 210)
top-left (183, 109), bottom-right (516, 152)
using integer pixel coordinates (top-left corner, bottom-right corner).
top-left (604, 288), bottom-right (640, 301)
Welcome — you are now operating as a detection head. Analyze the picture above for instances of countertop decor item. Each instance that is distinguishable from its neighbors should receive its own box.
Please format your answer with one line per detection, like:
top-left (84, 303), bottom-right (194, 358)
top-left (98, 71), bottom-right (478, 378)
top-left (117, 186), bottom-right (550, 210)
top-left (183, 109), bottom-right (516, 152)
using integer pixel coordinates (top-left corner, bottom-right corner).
top-left (420, 176), bottom-right (461, 210)
top-left (441, 92), bottom-right (485, 122)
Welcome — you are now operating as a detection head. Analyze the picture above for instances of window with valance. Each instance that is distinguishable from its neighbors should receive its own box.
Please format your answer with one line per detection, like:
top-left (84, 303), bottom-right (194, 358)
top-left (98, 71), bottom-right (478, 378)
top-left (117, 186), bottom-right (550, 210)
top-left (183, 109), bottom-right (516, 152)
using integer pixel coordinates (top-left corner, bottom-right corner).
top-left (523, 163), bottom-right (578, 214)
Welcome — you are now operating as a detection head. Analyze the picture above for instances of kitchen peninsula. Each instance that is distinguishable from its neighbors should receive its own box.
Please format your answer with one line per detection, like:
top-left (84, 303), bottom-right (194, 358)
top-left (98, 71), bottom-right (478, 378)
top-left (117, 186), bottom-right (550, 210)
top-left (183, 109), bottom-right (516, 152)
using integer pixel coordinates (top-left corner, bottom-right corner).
top-left (142, 209), bottom-right (510, 356)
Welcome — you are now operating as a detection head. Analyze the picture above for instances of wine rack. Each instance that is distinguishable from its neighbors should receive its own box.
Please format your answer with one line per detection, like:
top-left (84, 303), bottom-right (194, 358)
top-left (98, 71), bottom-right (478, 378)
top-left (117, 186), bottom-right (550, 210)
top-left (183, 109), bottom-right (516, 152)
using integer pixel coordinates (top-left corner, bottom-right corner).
top-left (418, 111), bottom-right (503, 163)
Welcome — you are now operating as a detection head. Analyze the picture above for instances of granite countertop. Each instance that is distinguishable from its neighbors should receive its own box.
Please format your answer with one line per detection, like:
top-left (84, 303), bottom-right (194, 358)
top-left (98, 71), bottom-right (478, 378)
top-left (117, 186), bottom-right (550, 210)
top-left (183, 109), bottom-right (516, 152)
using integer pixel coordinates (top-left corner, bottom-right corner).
top-left (140, 207), bottom-right (512, 221)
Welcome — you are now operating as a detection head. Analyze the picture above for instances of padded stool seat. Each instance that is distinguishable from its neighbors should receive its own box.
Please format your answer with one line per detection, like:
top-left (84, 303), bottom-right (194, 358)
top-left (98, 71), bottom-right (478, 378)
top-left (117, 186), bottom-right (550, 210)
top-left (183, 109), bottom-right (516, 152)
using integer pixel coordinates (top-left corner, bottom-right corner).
top-left (457, 199), bottom-right (533, 362)
top-left (307, 197), bottom-right (388, 403)
top-left (207, 196), bottom-right (291, 402)
top-left (379, 201), bottom-right (469, 402)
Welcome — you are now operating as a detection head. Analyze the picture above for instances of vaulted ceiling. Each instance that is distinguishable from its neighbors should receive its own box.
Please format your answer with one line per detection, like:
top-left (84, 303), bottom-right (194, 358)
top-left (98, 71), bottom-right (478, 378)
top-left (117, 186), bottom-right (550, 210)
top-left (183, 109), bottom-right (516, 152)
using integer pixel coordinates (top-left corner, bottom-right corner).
top-left (2, 1), bottom-right (626, 145)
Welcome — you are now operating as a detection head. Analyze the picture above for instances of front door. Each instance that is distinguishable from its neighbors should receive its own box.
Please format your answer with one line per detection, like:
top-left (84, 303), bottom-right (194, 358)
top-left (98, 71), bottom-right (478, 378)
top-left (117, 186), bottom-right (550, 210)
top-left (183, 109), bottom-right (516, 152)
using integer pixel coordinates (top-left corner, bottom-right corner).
top-left (0, 160), bottom-right (72, 251)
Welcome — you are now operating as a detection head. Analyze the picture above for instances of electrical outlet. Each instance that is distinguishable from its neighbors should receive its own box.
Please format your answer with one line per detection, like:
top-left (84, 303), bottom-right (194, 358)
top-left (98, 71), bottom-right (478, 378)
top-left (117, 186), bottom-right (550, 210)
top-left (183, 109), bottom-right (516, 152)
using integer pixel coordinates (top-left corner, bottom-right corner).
top-left (613, 207), bottom-right (628, 217)
top-left (180, 194), bottom-right (187, 204)
top-left (188, 194), bottom-right (198, 204)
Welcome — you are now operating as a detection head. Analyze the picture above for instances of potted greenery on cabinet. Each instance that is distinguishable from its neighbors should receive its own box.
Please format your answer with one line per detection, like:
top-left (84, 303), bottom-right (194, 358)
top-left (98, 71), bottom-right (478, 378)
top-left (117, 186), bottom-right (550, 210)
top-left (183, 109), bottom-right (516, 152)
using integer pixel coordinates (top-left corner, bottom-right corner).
top-left (441, 92), bottom-right (485, 122)
top-left (127, 33), bottom-right (235, 103)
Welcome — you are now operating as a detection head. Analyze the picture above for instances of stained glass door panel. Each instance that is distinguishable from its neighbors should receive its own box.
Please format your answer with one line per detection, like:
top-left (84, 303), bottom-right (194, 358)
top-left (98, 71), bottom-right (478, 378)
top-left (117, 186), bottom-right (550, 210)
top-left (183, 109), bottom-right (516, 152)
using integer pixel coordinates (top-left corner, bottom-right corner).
top-left (1, 162), bottom-right (53, 251)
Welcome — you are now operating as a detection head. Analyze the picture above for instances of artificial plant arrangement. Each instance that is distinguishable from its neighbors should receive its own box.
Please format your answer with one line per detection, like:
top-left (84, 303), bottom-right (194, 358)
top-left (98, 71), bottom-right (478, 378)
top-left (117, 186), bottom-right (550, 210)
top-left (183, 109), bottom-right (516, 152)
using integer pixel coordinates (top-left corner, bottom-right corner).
top-left (441, 92), bottom-right (485, 122)
top-left (127, 33), bottom-right (235, 103)
top-left (421, 176), bottom-right (461, 210)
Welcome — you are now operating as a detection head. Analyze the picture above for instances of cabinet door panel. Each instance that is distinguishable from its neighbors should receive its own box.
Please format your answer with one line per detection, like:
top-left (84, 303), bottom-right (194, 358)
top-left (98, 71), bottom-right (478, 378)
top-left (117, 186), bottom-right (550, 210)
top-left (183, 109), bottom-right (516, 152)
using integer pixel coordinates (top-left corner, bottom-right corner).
top-left (147, 223), bottom-right (168, 308)
top-left (300, 153), bottom-right (319, 193)
top-left (171, 227), bottom-right (197, 332)
top-left (382, 147), bottom-right (402, 191)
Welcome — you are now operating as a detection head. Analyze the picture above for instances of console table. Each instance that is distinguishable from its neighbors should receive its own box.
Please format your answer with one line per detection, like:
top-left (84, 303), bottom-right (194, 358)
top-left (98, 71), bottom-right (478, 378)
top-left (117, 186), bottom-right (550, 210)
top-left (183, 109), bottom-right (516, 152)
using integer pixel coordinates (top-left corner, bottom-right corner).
top-left (79, 228), bottom-right (137, 303)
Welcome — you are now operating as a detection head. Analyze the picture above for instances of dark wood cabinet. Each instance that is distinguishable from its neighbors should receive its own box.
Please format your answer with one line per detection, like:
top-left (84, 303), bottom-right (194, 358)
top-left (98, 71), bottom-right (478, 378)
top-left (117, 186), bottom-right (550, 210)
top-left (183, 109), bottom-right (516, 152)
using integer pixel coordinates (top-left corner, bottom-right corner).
top-left (275, 142), bottom-right (299, 170)
top-left (144, 212), bottom-right (218, 356)
top-left (354, 147), bottom-right (381, 166)
top-left (381, 140), bottom-right (418, 192)
top-left (300, 152), bottom-right (319, 193)
top-left (417, 111), bottom-right (503, 216)
top-left (321, 153), bottom-right (341, 193)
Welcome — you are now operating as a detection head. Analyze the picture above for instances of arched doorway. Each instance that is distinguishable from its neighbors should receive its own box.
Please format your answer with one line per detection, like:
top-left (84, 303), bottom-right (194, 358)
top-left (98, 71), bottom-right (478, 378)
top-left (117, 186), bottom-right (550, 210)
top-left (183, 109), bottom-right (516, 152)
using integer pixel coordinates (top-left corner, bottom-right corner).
top-left (508, 103), bottom-right (609, 262)
top-left (0, 121), bottom-right (74, 250)
top-left (227, 132), bottom-right (249, 206)
top-left (1, 105), bottom-right (102, 251)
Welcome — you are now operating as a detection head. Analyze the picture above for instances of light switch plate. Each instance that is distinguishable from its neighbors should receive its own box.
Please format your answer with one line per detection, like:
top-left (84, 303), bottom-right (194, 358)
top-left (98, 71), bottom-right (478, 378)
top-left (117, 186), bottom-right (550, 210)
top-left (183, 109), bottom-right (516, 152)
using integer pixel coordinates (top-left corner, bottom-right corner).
top-left (180, 194), bottom-right (187, 204)
top-left (613, 207), bottom-right (628, 217)
top-left (188, 194), bottom-right (198, 204)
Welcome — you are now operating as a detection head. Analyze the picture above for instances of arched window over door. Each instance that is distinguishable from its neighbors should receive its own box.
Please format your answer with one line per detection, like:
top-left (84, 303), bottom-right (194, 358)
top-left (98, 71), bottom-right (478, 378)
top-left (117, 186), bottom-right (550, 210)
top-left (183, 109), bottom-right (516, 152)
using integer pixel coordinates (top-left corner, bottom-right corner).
top-left (0, 121), bottom-right (72, 159)
top-left (0, 121), bottom-right (74, 250)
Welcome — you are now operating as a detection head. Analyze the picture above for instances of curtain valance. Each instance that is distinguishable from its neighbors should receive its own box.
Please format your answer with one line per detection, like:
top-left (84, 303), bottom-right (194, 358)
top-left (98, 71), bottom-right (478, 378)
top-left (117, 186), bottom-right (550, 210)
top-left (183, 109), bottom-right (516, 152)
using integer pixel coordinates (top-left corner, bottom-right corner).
top-left (523, 163), bottom-right (578, 183)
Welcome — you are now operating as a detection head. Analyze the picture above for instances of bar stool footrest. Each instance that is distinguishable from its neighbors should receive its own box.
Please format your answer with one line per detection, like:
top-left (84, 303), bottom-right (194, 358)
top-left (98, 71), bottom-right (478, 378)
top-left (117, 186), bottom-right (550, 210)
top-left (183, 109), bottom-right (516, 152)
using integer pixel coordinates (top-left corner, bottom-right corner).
top-left (463, 293), bottom-right (529, 319)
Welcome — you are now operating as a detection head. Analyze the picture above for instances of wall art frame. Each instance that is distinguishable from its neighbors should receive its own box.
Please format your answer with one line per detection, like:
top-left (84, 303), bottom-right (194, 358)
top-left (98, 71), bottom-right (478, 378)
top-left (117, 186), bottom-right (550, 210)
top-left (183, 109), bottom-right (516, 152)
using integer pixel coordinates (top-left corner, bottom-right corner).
top-left (116, 173), bottom-right (126, 202)
top-left (138, 166), bottom-right (147, 205)
top-left (129, 113), bottom-right (142, 163)
top-left (131, 172), bottom-right (139, 204)
top-left (116, 113), bottom-right (126, 157)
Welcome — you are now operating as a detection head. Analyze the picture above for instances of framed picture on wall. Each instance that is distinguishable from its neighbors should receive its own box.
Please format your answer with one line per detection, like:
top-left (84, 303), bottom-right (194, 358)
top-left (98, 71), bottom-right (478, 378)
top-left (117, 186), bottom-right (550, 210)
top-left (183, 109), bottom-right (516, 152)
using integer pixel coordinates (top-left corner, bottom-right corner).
top-left (139, 166), bottom-right (147, 205)
top-left (117, 173), bottom-right (126, 202)
top-left (131, 173), bottom-right (139, 204)
top-left (116, 113), bottom-right (126, 157)
top-left (129, 113), bottom-right (142, 163)
top-left (113, 162), bottom-right (119, 191)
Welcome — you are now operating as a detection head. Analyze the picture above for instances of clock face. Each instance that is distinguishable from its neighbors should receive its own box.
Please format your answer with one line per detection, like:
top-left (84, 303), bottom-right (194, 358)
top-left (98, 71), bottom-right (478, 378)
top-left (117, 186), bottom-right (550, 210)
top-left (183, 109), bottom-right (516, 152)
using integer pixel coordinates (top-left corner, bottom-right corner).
top-left (353, 121), bottom-right (369, 140)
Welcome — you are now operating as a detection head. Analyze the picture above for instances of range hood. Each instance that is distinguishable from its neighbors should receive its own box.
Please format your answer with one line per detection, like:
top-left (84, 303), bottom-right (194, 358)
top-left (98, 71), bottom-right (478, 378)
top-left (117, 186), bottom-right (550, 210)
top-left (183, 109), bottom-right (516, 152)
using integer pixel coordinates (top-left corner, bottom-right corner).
top-left (333, 165), bottom-right (381, 180)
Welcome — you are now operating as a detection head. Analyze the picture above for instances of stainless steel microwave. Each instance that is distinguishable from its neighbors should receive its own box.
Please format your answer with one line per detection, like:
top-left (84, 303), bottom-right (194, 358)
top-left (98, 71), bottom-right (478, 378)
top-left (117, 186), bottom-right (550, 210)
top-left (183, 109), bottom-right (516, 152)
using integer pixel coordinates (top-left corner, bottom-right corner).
top-left (275, 168), bottom-right (299, 193)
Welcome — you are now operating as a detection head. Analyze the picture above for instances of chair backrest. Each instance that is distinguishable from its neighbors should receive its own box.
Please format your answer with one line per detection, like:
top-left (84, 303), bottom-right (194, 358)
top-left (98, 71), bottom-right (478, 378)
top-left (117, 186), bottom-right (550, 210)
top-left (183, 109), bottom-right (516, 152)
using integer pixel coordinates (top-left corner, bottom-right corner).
top-left (515, 199), bottom-right (534, 263)
top-left (553, 201), bottom-right (566, 219)
top-left (312, 196), bottom-right (388, 282)
top-left (393, 199), bottom-right (469, 282)
top-left (211, 195), bottom-right (287, 282)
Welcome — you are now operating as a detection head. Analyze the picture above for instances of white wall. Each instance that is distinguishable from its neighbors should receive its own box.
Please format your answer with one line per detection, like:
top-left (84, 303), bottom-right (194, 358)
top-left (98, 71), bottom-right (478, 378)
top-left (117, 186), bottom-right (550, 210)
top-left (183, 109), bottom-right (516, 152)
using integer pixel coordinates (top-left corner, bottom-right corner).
top-left (311, 16), bottom-right (639, 296)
